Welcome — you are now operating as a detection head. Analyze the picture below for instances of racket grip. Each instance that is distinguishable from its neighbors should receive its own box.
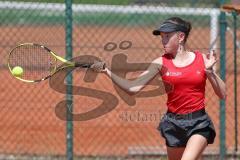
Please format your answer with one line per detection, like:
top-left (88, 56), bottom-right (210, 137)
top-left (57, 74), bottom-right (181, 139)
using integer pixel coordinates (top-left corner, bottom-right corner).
top-left (90, 61), bottom-right (106, 70)
top-left (75, 63), bottom-right (92, 68)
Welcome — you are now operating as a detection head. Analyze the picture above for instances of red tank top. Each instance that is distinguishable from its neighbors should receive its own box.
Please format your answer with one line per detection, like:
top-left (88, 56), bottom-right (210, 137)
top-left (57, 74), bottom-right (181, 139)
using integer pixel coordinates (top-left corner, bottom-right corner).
top-left (161, 51), bottom-right (206, 114)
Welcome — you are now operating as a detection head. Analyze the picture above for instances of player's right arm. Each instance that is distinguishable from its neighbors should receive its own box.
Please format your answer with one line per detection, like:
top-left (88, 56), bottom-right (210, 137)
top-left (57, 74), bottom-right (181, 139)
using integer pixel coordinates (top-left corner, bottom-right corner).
top-left (103, 57), bottom-right (162, 93)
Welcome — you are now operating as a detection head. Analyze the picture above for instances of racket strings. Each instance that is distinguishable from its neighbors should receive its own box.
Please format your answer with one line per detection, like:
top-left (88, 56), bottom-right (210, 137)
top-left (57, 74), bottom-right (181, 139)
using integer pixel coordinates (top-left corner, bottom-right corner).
top-left (8, 44), bottom-right (57, 81)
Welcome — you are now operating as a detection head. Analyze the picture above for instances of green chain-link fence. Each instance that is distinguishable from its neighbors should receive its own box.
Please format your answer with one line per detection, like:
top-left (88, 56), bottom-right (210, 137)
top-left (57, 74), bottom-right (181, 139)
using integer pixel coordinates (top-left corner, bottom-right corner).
top-left (0, 0), bottom-right (239, 159)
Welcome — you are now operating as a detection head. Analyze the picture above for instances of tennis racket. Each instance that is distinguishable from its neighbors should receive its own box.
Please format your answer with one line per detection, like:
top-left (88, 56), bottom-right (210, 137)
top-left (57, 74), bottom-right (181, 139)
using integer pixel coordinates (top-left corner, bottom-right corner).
top-left (7, 43), bottom-right (105, 83)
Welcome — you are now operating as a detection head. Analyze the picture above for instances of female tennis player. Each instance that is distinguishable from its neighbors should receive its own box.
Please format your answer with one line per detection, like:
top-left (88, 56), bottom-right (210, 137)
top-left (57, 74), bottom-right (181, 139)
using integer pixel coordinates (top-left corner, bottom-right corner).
top-left (92, 17), bottom-right (226, 160)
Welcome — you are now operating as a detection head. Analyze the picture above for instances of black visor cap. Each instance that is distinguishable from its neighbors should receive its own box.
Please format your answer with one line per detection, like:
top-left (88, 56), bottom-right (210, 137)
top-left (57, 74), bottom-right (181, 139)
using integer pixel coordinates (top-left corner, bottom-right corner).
top-left (153, 21), bottom-right (188, 36)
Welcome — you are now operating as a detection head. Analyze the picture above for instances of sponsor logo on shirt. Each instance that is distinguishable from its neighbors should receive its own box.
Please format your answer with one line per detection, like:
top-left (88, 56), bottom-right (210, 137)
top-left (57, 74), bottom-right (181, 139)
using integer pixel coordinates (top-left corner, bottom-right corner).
top-left (165, 71), bottom-right (182, 76)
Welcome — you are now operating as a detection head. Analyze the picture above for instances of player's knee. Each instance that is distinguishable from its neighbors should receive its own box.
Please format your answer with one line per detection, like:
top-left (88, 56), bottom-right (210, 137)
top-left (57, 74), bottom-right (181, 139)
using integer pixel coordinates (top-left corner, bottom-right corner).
top-left (180, 153), bottom-right (200, 160)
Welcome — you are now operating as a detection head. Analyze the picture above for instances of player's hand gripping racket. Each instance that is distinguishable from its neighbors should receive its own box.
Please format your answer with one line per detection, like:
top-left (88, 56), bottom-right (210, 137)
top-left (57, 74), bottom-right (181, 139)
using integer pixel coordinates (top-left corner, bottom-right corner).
top-left (7, 43), bottom-right (105, 83)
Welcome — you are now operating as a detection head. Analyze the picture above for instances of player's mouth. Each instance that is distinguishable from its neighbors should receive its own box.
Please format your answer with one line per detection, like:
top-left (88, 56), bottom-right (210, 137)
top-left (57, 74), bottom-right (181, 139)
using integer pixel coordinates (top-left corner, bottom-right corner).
top-left (163, 46), bottom-right (168, 51)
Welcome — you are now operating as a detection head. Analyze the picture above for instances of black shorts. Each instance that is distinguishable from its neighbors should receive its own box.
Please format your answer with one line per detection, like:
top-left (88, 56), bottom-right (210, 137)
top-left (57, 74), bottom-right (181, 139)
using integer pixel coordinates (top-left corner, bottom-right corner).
top-left (158, 109), bottom-right (216, 147)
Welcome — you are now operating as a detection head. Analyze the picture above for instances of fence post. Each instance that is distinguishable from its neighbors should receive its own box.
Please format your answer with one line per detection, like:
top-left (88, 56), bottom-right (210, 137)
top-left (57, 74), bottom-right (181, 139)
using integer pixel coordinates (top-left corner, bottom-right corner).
top-left (65, 0), bottom-right (73, 160)
top-left (232, 10), bottom-right (238, 157)
top-left (219, 0), bottom-right (227, 159)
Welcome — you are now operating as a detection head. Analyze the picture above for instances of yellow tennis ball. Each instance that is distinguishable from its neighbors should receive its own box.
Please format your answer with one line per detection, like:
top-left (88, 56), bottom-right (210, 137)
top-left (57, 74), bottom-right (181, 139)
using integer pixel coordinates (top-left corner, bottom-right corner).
top-left (12, 66), bottom-right (24, 77)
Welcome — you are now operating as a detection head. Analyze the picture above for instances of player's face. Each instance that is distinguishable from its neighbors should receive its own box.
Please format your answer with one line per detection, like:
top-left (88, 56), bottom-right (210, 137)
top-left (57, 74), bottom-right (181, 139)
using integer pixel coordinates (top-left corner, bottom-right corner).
top-left (160, 32), bottom-right (180, 55)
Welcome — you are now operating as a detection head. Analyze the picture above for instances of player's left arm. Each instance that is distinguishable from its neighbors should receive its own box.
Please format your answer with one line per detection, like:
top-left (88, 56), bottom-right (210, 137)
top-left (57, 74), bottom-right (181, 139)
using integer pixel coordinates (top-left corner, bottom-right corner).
top-left (202, 51), bottom-right (226, 100)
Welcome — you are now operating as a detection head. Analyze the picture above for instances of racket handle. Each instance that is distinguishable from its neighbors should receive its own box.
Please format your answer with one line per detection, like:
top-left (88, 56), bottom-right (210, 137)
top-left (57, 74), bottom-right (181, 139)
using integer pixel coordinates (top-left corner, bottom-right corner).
top-left (75, 61), bottom-right (106, 69)
top-left (90, 61), bottom-right (106, 70)
top-left (75, 62), bottom-right (92, 68)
